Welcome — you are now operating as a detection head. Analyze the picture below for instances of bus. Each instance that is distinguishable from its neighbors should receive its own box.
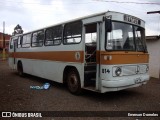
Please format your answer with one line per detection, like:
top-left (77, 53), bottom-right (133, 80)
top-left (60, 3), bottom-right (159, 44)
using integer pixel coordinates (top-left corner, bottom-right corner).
top-left (8, 11), bottom-right (149, 94)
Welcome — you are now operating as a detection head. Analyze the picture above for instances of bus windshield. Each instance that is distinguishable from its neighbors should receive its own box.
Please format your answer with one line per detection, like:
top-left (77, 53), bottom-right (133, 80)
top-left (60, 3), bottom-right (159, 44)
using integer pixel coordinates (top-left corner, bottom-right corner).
top-left (106, 22), bottom-right (147, 52)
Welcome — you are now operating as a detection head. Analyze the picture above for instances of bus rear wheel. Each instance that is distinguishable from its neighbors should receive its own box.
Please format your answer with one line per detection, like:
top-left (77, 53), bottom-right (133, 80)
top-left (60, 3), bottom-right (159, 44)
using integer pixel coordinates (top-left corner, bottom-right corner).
top-left (67, 69), bottom-right (82, 95)
top-left (17, 62), bottom-right (24, 77)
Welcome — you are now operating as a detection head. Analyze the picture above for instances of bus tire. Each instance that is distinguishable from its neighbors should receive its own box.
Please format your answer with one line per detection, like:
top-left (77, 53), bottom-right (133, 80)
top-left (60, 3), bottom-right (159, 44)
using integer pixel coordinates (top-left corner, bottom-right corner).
top-left (17, 62), bottom-right (24, 77)
top-left (67, 69), bottom-right (82, 95)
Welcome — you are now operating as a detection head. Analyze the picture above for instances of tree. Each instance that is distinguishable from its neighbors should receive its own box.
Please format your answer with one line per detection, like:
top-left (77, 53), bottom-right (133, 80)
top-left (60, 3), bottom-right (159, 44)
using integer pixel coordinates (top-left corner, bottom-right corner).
top-left (12, 24), bottom-right (23, 35)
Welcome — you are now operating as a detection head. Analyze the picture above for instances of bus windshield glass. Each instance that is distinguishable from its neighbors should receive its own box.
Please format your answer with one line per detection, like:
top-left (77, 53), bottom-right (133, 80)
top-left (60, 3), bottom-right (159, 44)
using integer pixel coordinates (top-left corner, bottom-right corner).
top-left (106, 22), bottom-right (147, 52)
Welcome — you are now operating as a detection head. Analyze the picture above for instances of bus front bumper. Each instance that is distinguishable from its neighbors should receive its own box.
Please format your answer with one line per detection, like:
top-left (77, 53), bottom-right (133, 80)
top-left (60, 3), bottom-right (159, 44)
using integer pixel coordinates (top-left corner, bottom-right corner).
top-left (101, 74), bottom-right (150, 93)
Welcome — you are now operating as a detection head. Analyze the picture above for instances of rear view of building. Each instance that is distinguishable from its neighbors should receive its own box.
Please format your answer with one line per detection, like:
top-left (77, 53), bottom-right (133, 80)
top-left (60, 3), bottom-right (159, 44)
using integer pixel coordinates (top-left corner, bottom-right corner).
top-left (146, 36), bottom-right (160, 79)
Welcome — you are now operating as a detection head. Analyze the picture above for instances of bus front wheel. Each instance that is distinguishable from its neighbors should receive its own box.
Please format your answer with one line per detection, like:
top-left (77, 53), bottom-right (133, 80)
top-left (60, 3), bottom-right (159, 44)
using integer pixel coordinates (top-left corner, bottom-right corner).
top-left (67, 69), bottom-right (82, 95)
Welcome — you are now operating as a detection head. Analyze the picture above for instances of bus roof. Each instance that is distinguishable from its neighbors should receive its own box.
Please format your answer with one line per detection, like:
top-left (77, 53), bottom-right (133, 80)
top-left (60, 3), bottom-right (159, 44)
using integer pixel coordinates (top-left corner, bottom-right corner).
top-left (14, 11), bottom-right (145, 35)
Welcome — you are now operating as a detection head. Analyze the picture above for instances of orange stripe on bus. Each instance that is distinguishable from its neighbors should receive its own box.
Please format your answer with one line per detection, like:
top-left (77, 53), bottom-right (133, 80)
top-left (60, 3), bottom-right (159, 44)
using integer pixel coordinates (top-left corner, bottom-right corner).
top-left (9, 51), bottom-right (84, 63)
top-left (98, 51), bottom-right (149, 64)
top-left (9, 51), bottom-right (149, 64)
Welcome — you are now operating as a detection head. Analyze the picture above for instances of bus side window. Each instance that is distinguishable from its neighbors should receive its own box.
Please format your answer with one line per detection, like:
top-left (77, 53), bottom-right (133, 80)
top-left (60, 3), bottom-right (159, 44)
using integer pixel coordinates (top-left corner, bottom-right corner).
top-left (32, 30), bottom-right (44, 47)
top-left (17, 36), bottom-right (22, 48)
top-left (63, 21), bottom-right (82, 44)
top-left (45, 25), bottom-right (62, 46)
top-left (22, 33), bottom-right (31, 48)
top-left (10, 37), bottom-right (18, 49)
top-left (10, 38), bottom-right (13, 49)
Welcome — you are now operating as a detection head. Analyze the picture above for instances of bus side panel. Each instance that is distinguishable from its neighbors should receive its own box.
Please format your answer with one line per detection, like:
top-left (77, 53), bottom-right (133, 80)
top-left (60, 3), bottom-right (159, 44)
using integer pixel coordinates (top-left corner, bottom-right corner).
top-left (16, 58), bottom-right (33, 74)
top-left (8, 57), bottom-right (13, 69)
top-left (20, 58), bottom-right (83, 84)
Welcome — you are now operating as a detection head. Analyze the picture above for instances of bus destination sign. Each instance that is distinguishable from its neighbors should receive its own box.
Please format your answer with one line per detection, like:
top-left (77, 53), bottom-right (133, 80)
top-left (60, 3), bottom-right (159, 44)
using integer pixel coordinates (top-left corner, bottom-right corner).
top-left (124, 14), bottom-right (141, 25)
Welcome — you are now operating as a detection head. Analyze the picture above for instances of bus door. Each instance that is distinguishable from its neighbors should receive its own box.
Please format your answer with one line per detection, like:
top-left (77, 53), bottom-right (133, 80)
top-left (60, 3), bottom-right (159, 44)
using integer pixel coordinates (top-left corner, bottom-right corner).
top-left (9, 37), bottom-right (17, 69)
top-left (84, 22), bottom-right (102, 91)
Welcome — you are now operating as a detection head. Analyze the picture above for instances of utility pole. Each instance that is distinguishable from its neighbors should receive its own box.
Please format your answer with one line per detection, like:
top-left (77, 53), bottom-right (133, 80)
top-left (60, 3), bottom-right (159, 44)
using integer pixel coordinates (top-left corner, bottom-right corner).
top-left (2, 21), bottom-right (6, 60)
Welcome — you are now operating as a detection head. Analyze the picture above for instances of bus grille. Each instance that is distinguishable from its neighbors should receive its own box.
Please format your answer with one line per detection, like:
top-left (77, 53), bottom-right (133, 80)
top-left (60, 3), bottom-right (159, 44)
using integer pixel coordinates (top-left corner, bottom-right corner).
top-left (122, 64), bottom-right (147, 76)
top-left (113, 64), bottom-right (148, 76)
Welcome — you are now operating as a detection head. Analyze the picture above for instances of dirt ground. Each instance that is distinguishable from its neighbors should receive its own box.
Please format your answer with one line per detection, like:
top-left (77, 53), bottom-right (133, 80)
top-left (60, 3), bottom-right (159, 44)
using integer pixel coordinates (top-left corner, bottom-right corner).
top-left (0, 61), bottom-right (160, 120)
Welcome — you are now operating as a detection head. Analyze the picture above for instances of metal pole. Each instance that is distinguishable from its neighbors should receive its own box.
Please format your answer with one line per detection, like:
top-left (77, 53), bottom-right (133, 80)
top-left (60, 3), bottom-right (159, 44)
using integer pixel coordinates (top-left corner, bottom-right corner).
top-left (2, 21), bottom-right (6, 60)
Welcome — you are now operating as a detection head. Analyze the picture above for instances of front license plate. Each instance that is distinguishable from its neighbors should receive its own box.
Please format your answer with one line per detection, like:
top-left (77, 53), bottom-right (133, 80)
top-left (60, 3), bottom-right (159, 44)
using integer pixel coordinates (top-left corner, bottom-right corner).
top-left (135, 78), bottom-right (142, 84)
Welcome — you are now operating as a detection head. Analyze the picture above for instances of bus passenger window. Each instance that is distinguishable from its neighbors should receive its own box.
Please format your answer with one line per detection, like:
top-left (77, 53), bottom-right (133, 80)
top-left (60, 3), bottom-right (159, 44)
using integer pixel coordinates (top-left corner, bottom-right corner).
top-left (17, 36), bottom-right (22, 48)
top-left (32, 30), bottom-right (44, 47)
top-left (22, 33), bottom-right (31, 48)
top-left (45, 25), bottom-right (62, 46)
top-left (63, 21), bottom-right (82, 44)
top-left (10, 39), bottom-right (13, 49)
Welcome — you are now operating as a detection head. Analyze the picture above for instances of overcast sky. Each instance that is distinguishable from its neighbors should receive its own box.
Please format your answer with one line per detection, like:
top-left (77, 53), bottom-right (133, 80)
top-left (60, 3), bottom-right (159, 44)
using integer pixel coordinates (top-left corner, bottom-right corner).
top-left (0, 0), bottom-right (159, 36)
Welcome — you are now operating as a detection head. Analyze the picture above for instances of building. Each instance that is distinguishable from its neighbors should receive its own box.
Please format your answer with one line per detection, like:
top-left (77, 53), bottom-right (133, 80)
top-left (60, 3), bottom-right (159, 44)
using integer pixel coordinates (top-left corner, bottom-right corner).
top-left (0, 32), bottom-right (11, 51)
top-left (146, 35), bottom-right (160, 79)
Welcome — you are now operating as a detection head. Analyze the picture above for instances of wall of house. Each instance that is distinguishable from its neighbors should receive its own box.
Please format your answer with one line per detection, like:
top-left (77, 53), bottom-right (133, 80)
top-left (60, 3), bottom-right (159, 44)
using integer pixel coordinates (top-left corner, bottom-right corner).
top-left (0, 33), bottom-right (11, 50)
top-left (146, 39), bottom-right (160, 79)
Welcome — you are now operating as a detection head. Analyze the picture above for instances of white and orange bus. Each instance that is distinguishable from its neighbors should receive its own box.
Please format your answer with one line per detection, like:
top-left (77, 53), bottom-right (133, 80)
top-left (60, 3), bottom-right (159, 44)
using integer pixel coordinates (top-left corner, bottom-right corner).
top-left (8, 11), bottom-right (149, 94)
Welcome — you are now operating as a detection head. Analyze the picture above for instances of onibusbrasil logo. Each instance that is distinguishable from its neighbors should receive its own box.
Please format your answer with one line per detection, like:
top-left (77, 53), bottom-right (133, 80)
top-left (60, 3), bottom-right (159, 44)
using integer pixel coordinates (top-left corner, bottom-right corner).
top-left (30, 83), bottom-right (50, 90)
top-left (43, 83), bottom-right (50, 90)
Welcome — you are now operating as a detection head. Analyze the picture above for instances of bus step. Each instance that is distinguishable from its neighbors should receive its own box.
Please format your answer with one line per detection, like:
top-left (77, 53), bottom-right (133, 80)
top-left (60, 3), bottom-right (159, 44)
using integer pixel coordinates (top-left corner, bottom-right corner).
top-left (84, 77), bottom-right (96, 87)
top-left (84, 71), bottom-right (96, 83)
top-left (90, 78), bottom-right (96, 81)
top-left (83, 86), bottom-right (99, 92)
top-left (84, 64), bottom-right (96, 71)
top-left (84, 70), bottom-right (96, 74)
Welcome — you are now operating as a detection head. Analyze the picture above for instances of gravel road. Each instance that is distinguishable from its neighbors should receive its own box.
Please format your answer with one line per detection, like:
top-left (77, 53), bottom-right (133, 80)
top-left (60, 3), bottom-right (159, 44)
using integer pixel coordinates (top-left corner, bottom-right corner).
top-left (0, 61), bottom-right (160, 120)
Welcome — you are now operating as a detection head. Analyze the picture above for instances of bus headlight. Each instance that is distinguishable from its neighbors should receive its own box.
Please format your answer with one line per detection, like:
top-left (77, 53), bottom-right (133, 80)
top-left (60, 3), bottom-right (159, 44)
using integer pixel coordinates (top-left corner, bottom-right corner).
top-left (115, 67), bottom-right (122, 76)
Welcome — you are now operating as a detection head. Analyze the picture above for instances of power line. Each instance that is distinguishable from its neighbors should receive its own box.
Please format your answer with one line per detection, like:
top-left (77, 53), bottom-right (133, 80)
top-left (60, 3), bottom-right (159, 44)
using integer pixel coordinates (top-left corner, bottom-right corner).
top-left (93, 0), bottom-right (160, 5)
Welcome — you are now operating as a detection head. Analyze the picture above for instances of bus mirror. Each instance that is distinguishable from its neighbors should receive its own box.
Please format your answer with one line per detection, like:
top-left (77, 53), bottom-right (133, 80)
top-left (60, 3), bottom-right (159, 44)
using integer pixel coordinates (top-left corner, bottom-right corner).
top-left (105, 19), bottom-right (112, 32)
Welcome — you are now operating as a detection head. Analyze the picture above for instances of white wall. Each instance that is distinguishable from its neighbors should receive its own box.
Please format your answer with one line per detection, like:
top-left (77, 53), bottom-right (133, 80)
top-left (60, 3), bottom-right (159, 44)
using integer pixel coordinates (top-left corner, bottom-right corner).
top-left (146, 39), bottom-right (160, 79)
